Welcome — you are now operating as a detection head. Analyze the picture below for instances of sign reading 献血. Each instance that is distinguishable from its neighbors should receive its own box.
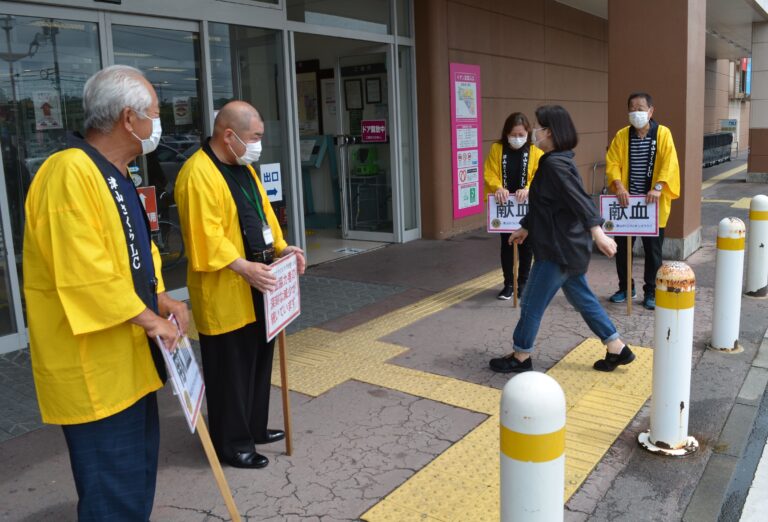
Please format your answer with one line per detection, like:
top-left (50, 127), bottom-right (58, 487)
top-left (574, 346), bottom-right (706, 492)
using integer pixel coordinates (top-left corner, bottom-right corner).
top-left (487, 194), bottom-right (528, 233)
top-left (264, 253), bottom-right (301, 342)
top-left (600, 195), bottom-right (659, 236)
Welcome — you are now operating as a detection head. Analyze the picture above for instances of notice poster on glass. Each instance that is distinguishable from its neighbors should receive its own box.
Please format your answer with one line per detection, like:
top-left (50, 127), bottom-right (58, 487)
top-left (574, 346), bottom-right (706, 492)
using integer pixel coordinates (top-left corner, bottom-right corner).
top-left (33, 91), bottom-right (63, 130)
top-left (599, 195), bottom-right (659, 236)
top-left (297, 72), bottom-right (319, 136)
top-left (450, 64), bottom-right (482, 218)
top-left (173, 96), bottom-right (192, 125)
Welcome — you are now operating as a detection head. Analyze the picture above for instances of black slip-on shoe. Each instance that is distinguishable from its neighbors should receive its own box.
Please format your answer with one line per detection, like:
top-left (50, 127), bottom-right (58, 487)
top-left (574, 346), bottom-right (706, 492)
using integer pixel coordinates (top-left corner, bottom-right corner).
top-left (489, 354), bottom-right (533, 373)
top-left (593, 345), bottom-right (636, 372)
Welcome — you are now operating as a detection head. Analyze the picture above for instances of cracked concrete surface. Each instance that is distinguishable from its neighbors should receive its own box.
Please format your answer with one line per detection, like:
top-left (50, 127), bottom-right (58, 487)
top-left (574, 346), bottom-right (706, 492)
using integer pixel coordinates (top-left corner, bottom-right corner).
top-left (1, 381), bottom-right (484, 521)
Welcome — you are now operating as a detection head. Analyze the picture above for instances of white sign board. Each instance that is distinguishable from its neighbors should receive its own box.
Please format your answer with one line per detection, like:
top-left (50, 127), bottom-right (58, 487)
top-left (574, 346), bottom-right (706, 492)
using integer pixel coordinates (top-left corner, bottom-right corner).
top-left (157, 315), bottom-right (205, 433)
top-left (264, 253), bottom-right (301, 342)
top-left (260, 163), bottom-right (283, 202)
top-left (600, 195), bottom-right (659, 236)
top-left (487, 194), bottom-right (528, 233)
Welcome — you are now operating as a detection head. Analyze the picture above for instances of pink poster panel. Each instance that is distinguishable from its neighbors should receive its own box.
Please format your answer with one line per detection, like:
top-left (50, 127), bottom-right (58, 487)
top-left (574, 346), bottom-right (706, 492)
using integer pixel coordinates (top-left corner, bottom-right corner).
top-left (450, 63), bottom-right (483, 219)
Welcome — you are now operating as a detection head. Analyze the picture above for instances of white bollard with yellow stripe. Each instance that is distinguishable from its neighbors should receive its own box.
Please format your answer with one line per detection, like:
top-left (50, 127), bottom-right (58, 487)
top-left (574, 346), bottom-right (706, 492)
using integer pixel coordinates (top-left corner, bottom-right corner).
top-left (711, 217), bottom-right (746, 351)
top-left (500, 372), bottom-right (565, 521)
top-left (746, 194), bottom-right (768, 298)
top-left (638, 262), bottom-right (699, 457)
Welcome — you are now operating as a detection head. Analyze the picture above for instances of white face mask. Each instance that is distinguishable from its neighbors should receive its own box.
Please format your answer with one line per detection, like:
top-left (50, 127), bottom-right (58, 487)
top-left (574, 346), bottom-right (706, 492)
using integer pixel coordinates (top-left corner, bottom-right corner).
top-left (230, 132), bottom-right (262, 165)
top-left (531, 127), bottom-right (545, 147)
top-left (629, 111), bottom-right (650, 129)
top-left (132, 112), bottom-right (162, 155)
top-left (507, 136), bottom-right (527, 150)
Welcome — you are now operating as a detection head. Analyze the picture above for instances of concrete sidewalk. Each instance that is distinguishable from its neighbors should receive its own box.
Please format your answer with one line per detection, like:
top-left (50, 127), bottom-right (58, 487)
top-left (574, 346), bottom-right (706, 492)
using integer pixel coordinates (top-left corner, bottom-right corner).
top-left (1, 158), bottom-right (767, 521)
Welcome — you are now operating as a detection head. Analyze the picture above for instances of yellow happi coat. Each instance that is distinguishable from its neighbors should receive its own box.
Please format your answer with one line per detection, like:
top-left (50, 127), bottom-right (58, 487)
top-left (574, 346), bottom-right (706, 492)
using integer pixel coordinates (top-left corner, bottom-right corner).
top-left (483, 142), bottom-right (544, 200)
top-left (174, 149), bottom-right (287, 336)
top-left (606, 124), bottom-right (681, 228)
top-left (23, 148), bottom-right (165, 425)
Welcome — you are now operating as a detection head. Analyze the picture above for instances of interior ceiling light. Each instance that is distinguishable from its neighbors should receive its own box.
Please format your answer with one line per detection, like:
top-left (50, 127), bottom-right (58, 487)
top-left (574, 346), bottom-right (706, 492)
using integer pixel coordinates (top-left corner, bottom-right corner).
top-left (114, 51), bottom-right (152, 58)
top-left (151, 66), bottom-right (186, 72)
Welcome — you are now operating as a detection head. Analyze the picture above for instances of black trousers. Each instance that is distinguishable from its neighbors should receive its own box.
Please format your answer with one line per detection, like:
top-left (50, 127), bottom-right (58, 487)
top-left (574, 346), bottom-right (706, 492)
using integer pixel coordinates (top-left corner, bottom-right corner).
top-left (199, 290), bottom-right (275, 460)
top-left (614, 228), bottom-right (665, 297)
top-left (500, 233), bottom-right (533, 288)
top-left (62, 392), bottom-right (159, 522)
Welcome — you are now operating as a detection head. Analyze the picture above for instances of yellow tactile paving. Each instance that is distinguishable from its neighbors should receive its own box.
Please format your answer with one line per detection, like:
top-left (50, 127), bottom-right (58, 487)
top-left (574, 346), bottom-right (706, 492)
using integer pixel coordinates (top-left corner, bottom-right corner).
top-left (189, 267), bottom-right (653, 521)
top-left (360, 340), bottom-right (653, 521)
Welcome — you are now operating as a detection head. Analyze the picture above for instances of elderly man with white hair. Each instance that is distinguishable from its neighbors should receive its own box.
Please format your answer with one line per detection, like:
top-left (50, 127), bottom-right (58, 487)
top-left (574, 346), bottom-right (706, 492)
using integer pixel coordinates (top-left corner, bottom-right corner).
top-left (23, 64), bottom-right (189, 521)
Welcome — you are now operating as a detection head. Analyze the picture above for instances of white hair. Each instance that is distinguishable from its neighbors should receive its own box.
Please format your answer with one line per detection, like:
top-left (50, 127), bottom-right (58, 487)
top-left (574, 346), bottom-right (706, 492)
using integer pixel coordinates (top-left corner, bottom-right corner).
top-left (83, 65), bottom-right (152, 133)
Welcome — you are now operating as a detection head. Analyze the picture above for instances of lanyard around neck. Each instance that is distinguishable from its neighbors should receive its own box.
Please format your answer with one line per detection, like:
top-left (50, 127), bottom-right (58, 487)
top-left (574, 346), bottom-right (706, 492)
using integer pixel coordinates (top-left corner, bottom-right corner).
top-left (220, 164), bottom-right (266, 223)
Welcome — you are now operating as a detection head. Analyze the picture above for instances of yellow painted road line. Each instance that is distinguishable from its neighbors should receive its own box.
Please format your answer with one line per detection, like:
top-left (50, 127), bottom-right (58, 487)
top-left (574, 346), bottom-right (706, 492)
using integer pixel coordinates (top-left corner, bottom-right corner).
top-left (701, 164), bottom-right (747, 190)
top-left (700, 197), bottom-right (752, 209)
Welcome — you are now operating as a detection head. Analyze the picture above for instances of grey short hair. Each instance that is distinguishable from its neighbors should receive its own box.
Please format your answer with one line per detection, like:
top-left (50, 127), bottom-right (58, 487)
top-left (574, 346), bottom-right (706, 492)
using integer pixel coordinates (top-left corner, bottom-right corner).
top-left (83, 65), bottom-right (152, 133)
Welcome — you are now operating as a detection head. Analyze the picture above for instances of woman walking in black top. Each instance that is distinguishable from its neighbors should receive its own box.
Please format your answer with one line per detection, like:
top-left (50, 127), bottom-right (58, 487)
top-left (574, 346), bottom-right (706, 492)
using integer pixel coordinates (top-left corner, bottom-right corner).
top-left (489, 105), bottom-right (634, 374)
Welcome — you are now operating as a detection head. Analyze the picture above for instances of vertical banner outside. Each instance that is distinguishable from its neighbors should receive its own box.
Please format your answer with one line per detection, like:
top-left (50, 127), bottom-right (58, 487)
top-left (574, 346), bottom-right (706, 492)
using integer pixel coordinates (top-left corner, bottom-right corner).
top-left (450, 63), bottom-right (483, 219)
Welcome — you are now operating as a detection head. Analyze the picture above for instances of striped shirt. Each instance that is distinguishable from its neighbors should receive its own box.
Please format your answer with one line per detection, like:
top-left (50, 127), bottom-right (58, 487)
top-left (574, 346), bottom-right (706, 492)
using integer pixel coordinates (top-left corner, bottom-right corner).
top-left (628, 134), bottom-right (652, 194)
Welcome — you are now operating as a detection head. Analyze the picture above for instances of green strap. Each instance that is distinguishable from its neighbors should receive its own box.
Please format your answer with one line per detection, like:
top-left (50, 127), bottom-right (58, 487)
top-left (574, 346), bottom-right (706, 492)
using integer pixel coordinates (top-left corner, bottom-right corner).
top-left (220, 164), bottom-right (266, 223)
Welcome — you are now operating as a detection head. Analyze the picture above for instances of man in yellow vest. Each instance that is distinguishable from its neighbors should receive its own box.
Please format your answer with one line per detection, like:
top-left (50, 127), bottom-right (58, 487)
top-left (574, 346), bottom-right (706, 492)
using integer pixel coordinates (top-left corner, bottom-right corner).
top-left (24, 65), bottom-right (188, 520)
top-left (175, 101), bottom-right (305, 469)
top-left (606, 92), bottom-right (680, 310)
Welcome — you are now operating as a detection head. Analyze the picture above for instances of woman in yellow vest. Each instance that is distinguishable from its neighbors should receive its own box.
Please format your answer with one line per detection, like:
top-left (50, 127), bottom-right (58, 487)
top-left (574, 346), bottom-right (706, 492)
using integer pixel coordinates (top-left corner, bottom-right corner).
top-left (484, 112), bottom-right (543, 300)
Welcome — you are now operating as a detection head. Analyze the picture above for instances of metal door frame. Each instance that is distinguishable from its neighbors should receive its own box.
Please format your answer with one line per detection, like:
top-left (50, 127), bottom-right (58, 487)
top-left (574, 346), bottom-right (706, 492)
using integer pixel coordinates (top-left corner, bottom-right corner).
top-left (334, 44), bottom-right (396, 243)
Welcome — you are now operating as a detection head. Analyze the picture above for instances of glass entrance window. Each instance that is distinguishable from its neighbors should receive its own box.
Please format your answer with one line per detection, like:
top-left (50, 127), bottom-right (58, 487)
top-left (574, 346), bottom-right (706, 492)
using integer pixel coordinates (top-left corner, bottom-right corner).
top-left (339, 53), bottom-right (393, 235)
top-left (112, 24), bottom-right (204, 291)
top-left (288, 0), bottom-right (392, 35)
top-left (208, 23), bottom-right (291, 243)
top-left (0, 15), bottom-right (101, 335)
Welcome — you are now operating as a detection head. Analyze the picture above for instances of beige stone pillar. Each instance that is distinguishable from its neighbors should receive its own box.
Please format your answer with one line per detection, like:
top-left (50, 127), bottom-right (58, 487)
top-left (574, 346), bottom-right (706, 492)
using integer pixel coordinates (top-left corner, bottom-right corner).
top-left (608, 0), bottom-right (706, 259)
top-left (748, 22), bottom-right (768, 182)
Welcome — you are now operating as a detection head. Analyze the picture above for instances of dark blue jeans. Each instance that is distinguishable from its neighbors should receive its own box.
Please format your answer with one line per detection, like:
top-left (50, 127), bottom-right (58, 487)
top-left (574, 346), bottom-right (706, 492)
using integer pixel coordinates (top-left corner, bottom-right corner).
top-left (513, 260), bottom-right (620, 353)
top-left (62, 392), bottom-right (159, 522)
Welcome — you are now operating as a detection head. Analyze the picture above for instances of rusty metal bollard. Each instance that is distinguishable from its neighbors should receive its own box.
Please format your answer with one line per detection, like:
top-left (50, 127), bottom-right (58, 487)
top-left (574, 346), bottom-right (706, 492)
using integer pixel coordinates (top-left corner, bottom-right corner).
top-left (638, 262), bottom-right (699, 457)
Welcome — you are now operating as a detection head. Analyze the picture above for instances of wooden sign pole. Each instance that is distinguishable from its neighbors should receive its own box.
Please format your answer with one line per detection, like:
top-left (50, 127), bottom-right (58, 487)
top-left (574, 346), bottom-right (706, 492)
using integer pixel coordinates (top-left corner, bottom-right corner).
top-left (626, 236), bottom-right (633, 316)
top-left (278, 330), bottom-right (293, 456)
top-left (512, 243), bottom-right (519, 308)
top-left (195, 417), bottom-right (242, 522)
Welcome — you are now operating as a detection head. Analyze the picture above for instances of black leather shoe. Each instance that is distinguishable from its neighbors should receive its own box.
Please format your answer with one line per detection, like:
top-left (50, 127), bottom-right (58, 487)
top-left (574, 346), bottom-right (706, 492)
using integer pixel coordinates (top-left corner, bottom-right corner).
top-left (255, 429), bottom-right (285, 445)
top-left (226, 451), bottom-right (269, 469)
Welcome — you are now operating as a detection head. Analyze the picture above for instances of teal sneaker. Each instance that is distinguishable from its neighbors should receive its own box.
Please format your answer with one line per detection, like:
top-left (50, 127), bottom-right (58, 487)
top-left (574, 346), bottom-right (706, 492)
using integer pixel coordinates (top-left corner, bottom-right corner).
top-left (643, 295), bottom-right (656, 310)
top-left (609, 288), bottom-right (637, 303)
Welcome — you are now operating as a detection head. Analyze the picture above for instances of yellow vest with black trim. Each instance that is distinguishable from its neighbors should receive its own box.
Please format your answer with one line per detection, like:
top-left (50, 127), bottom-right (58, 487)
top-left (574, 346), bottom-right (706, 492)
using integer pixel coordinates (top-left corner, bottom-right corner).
top-left (483, 142), bottom-right (544, 200)
top-left (174, 149), bottom-right (287, 336)
top-left (605, 124), bottom-right (681, 228)
top-left (23, 148), bottom-right (166, 425)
